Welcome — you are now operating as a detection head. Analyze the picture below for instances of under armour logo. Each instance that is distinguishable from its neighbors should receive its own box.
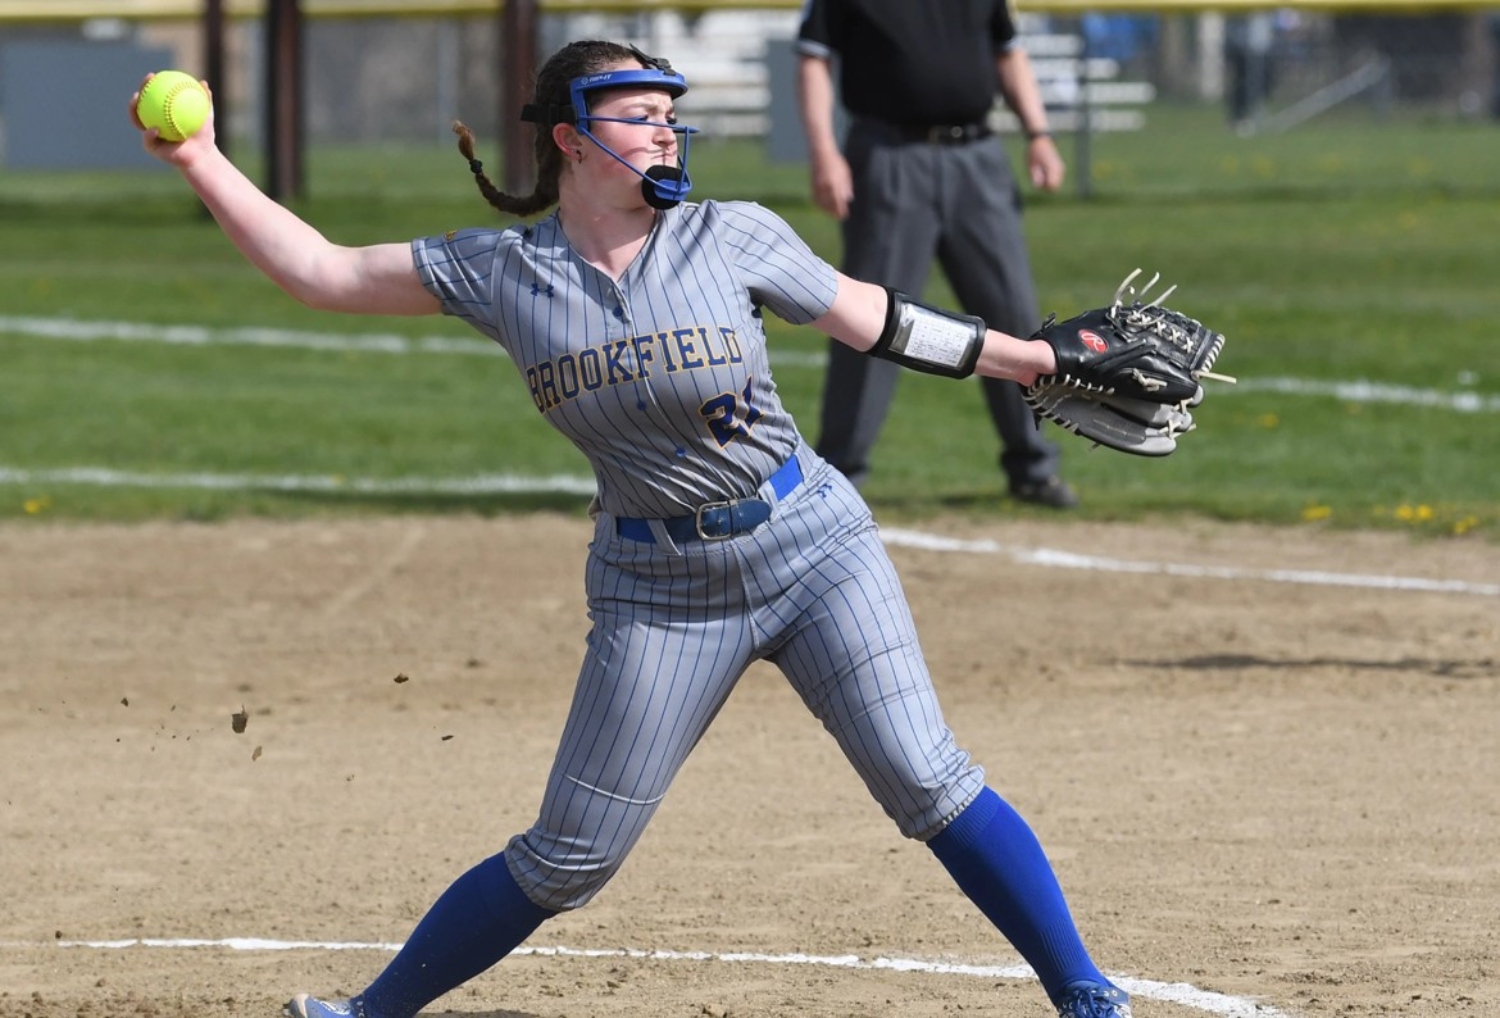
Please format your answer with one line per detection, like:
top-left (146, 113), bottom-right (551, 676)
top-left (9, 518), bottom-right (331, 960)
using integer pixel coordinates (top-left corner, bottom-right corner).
top-left (530, 282), bottom-right (554, 298)
top-left (1079, 329), bottom-right (1108, 353)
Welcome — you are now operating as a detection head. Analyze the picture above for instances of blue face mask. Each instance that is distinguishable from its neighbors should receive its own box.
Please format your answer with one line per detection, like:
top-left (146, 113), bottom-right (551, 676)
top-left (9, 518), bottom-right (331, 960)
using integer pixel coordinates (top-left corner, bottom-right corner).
top-left (522, 56), bottom-right (701, 210)
top-left (569, 67), bottom-right (700, 209)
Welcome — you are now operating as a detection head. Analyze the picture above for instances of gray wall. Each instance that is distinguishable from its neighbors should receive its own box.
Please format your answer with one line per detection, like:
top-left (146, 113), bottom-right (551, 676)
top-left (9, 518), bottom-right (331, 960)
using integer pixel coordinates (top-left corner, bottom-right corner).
top-left (2, 38), bottom-right (173, 169)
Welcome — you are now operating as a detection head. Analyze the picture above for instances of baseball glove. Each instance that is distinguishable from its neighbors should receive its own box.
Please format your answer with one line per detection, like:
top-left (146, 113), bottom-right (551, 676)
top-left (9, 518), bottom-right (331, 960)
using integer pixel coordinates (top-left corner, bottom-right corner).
top-left (1025, 269), bottom-right (1230, 456)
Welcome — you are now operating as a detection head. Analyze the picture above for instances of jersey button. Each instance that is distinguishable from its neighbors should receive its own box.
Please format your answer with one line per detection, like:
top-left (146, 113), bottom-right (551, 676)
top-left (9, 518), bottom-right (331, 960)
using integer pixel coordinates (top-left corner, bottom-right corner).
top-left (612, 306), bottom-right (625, 320)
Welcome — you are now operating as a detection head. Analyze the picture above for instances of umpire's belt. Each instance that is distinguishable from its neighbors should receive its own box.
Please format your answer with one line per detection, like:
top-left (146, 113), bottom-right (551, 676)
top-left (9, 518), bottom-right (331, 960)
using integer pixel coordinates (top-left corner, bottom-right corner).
top-left (886, 120), bottom-right (993, 145)
top-left (616, 455), bottom-right (803, 544)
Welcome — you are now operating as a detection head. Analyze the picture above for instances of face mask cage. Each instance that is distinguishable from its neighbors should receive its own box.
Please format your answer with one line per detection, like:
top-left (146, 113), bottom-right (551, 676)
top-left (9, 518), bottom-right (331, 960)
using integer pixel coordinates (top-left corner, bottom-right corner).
top-left (521, 48), bottom-right (701, 209)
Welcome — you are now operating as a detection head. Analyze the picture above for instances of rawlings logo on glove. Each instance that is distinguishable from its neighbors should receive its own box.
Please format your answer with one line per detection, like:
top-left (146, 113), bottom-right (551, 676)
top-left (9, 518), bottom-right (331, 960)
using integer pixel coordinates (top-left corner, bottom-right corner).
top-left (1026, 269), bottom-right (1234, 456)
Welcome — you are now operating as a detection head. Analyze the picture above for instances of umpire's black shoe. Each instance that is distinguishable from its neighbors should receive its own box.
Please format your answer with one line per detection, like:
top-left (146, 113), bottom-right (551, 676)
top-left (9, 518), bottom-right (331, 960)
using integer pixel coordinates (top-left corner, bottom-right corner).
top-left (1010, 476), bottom-right (1079, 509)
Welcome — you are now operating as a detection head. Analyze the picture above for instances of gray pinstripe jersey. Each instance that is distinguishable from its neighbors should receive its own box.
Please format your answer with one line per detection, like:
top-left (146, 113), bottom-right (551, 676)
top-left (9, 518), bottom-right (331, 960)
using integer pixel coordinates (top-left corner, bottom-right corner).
top-left (412, 200), bottom-right (838, 518)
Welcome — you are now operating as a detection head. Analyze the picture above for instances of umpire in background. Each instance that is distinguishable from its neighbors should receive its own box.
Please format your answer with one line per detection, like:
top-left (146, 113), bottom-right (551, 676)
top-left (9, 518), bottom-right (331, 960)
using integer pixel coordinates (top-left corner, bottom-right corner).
top-left (796, 0), bottom-right (1077, 508)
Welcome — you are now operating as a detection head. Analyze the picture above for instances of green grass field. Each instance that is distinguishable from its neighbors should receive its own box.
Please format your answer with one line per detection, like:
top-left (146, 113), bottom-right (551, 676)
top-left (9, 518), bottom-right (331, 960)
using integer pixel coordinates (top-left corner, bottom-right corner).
top-left (2, 109), bottom-right (1497, 537)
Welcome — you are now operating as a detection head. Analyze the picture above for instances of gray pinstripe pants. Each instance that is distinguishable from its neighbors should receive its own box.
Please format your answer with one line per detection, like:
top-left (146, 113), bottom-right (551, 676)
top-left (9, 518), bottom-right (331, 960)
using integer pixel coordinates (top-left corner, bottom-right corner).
top-left (816, 118), bottom-right (1060, 489)
top-left (503, 446), bottom-right (985, 910)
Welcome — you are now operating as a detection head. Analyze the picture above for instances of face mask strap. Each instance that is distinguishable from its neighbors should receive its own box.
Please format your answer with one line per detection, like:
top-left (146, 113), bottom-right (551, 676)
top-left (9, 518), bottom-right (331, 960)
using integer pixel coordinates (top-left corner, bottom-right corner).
top-left (573, 116), bottom-right (698, 205)
top-left (565, 65), bottom-right (697, 207)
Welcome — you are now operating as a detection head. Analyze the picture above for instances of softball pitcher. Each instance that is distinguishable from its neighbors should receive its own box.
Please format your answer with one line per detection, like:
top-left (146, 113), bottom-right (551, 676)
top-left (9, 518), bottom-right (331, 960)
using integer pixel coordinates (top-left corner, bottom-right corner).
top-left (130, 40), bottom-right (1131, 1018)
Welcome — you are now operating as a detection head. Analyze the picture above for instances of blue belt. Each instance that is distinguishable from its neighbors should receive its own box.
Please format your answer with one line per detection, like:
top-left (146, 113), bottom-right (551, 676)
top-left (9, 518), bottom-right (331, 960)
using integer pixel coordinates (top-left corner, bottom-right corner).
top-left (616, 455), bottom-right (803, 544)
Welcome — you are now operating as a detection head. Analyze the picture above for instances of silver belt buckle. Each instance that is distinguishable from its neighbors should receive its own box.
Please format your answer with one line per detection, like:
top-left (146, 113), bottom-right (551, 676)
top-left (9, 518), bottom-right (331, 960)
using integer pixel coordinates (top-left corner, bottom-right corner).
top-left (929, 124), bottom-right (963, 143)
top-left (694, 499), bottom-right (735, 540)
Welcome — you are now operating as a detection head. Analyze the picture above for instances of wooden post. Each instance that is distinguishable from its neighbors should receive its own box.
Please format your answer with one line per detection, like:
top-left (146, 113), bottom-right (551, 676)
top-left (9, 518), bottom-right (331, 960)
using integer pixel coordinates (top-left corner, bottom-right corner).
top-left (265, 0), bottom-right (304, 201)
top-left (501, 0), bottom-right (539, 196)
top-left (203, 0), bottom-right (227, 157)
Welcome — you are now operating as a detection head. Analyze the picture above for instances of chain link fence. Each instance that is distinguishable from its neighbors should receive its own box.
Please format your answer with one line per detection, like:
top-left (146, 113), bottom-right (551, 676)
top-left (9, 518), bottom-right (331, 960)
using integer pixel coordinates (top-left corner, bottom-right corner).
top-left (3, 4), bottom-right (1498, 194)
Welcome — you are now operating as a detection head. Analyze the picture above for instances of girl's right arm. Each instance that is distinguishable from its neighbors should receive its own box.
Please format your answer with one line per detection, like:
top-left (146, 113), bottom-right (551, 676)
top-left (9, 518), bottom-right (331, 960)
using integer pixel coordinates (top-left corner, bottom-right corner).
top-left (131, 77), bottom-right (440, 317)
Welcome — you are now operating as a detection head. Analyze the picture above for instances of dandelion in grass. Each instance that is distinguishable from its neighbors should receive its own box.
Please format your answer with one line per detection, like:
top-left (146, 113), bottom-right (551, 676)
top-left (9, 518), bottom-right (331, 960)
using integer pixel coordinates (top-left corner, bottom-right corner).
top-left (1394, 504), bottom-right (1434, 523)
top-left (1453, 516), bottom-right (1479, 536)
top-left (23, 496), bottom-right (51, 515)
top-left (1257, 413), bottom-right (1279, 429)
top-left (1301, 504), bottom-right (1332, 522)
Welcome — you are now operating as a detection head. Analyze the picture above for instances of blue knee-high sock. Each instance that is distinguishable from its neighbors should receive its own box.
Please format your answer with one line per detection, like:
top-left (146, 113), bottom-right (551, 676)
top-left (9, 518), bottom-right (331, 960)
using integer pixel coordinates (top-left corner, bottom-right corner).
top-left (355, 852), bottom-right (555, 1018)
top-left (927, 786), bottom-right (1109, 1004)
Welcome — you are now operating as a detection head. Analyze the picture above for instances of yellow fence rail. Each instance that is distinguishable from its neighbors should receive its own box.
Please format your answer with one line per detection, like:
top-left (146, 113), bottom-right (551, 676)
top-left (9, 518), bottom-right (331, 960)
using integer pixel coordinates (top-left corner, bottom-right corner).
top-left (0, 0), bottom-right (1494, 21)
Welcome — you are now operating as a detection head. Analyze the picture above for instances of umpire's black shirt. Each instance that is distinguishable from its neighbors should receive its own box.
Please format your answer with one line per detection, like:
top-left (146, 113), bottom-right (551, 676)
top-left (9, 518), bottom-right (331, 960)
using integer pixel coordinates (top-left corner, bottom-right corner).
top-left (796, 0), bottom-right (1020, 127)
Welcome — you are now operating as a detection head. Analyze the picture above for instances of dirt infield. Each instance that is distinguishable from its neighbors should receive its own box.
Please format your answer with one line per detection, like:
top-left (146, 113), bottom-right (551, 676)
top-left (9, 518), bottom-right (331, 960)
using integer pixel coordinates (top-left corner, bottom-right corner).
top-left (2, 514), bottom-right (1496, 1018)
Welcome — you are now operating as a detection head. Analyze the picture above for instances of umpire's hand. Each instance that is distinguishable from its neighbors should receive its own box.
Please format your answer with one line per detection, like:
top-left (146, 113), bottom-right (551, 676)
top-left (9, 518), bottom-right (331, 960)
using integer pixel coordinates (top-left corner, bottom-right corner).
top-left (808, 147), bottom-right (855, 220)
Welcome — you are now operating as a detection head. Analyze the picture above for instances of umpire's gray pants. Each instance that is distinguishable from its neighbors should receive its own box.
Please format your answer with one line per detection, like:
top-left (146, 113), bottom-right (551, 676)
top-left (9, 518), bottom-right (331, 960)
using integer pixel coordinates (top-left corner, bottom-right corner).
top-left (816, 118), bottom-right (1060, 488)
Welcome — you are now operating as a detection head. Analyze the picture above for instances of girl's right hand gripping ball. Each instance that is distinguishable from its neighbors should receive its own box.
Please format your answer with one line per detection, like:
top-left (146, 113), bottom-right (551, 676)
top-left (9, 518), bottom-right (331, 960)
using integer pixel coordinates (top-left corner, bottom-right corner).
top-left (138, 71), bottom-right (210, 142)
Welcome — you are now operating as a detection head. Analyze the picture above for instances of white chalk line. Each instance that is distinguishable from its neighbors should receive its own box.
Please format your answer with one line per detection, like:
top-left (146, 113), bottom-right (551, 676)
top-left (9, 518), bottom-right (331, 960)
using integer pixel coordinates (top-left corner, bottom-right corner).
top-left (0, 314), bottom-right (503, 358)
top-left (0, 938), bottom-right (1289, 1017)
top-left (0, 465), bottom-right (600, 497)
top-left (878, 528), bottom-right (1500, 597)
top-left (2, 464), bottom-right (1493, 597)
top-left (3, 314), bottom-right (1495, 411)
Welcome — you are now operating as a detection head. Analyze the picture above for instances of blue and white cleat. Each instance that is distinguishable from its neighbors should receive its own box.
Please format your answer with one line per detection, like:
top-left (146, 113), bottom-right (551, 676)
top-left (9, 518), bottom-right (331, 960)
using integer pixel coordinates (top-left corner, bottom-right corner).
top-left (1055, 982), bottom-right (1133, 1018)
top-left (283, 994), bottom-right (366, 1018)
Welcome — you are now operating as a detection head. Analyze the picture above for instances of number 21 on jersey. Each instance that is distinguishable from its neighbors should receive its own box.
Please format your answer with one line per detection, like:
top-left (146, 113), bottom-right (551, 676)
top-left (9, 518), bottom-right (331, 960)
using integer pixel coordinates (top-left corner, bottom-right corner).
top-left (700, 376), bottom-right (763, 447)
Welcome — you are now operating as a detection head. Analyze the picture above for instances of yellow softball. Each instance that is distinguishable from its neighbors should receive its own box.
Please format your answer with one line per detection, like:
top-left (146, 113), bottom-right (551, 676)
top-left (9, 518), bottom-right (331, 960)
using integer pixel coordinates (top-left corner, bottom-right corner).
top-left (138, 70), bottom-right (211, 143)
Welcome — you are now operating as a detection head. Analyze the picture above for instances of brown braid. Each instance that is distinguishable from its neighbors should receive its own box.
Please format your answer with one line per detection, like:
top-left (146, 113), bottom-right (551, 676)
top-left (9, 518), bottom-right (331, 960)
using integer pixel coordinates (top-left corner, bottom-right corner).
top-left (453, 40), bottom-right (644, 218)
top-left (452, 120), bottom-right (559, 218)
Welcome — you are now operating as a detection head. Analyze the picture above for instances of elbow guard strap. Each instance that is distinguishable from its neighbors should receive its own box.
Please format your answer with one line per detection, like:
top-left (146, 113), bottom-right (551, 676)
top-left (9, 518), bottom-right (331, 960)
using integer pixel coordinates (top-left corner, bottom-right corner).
top-left (870, 287), bottom-right (985, 379)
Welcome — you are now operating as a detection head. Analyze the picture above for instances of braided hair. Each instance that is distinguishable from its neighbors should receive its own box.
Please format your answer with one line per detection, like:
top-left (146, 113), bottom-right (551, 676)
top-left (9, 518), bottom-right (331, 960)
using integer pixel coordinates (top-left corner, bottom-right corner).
top-left (454, 40), bottom-right (645, 218)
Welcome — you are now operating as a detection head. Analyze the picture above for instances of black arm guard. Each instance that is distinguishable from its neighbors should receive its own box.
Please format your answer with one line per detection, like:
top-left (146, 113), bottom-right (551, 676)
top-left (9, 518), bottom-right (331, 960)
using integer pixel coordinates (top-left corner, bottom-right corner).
top-left (869, 287), bottom-right (985, 379)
